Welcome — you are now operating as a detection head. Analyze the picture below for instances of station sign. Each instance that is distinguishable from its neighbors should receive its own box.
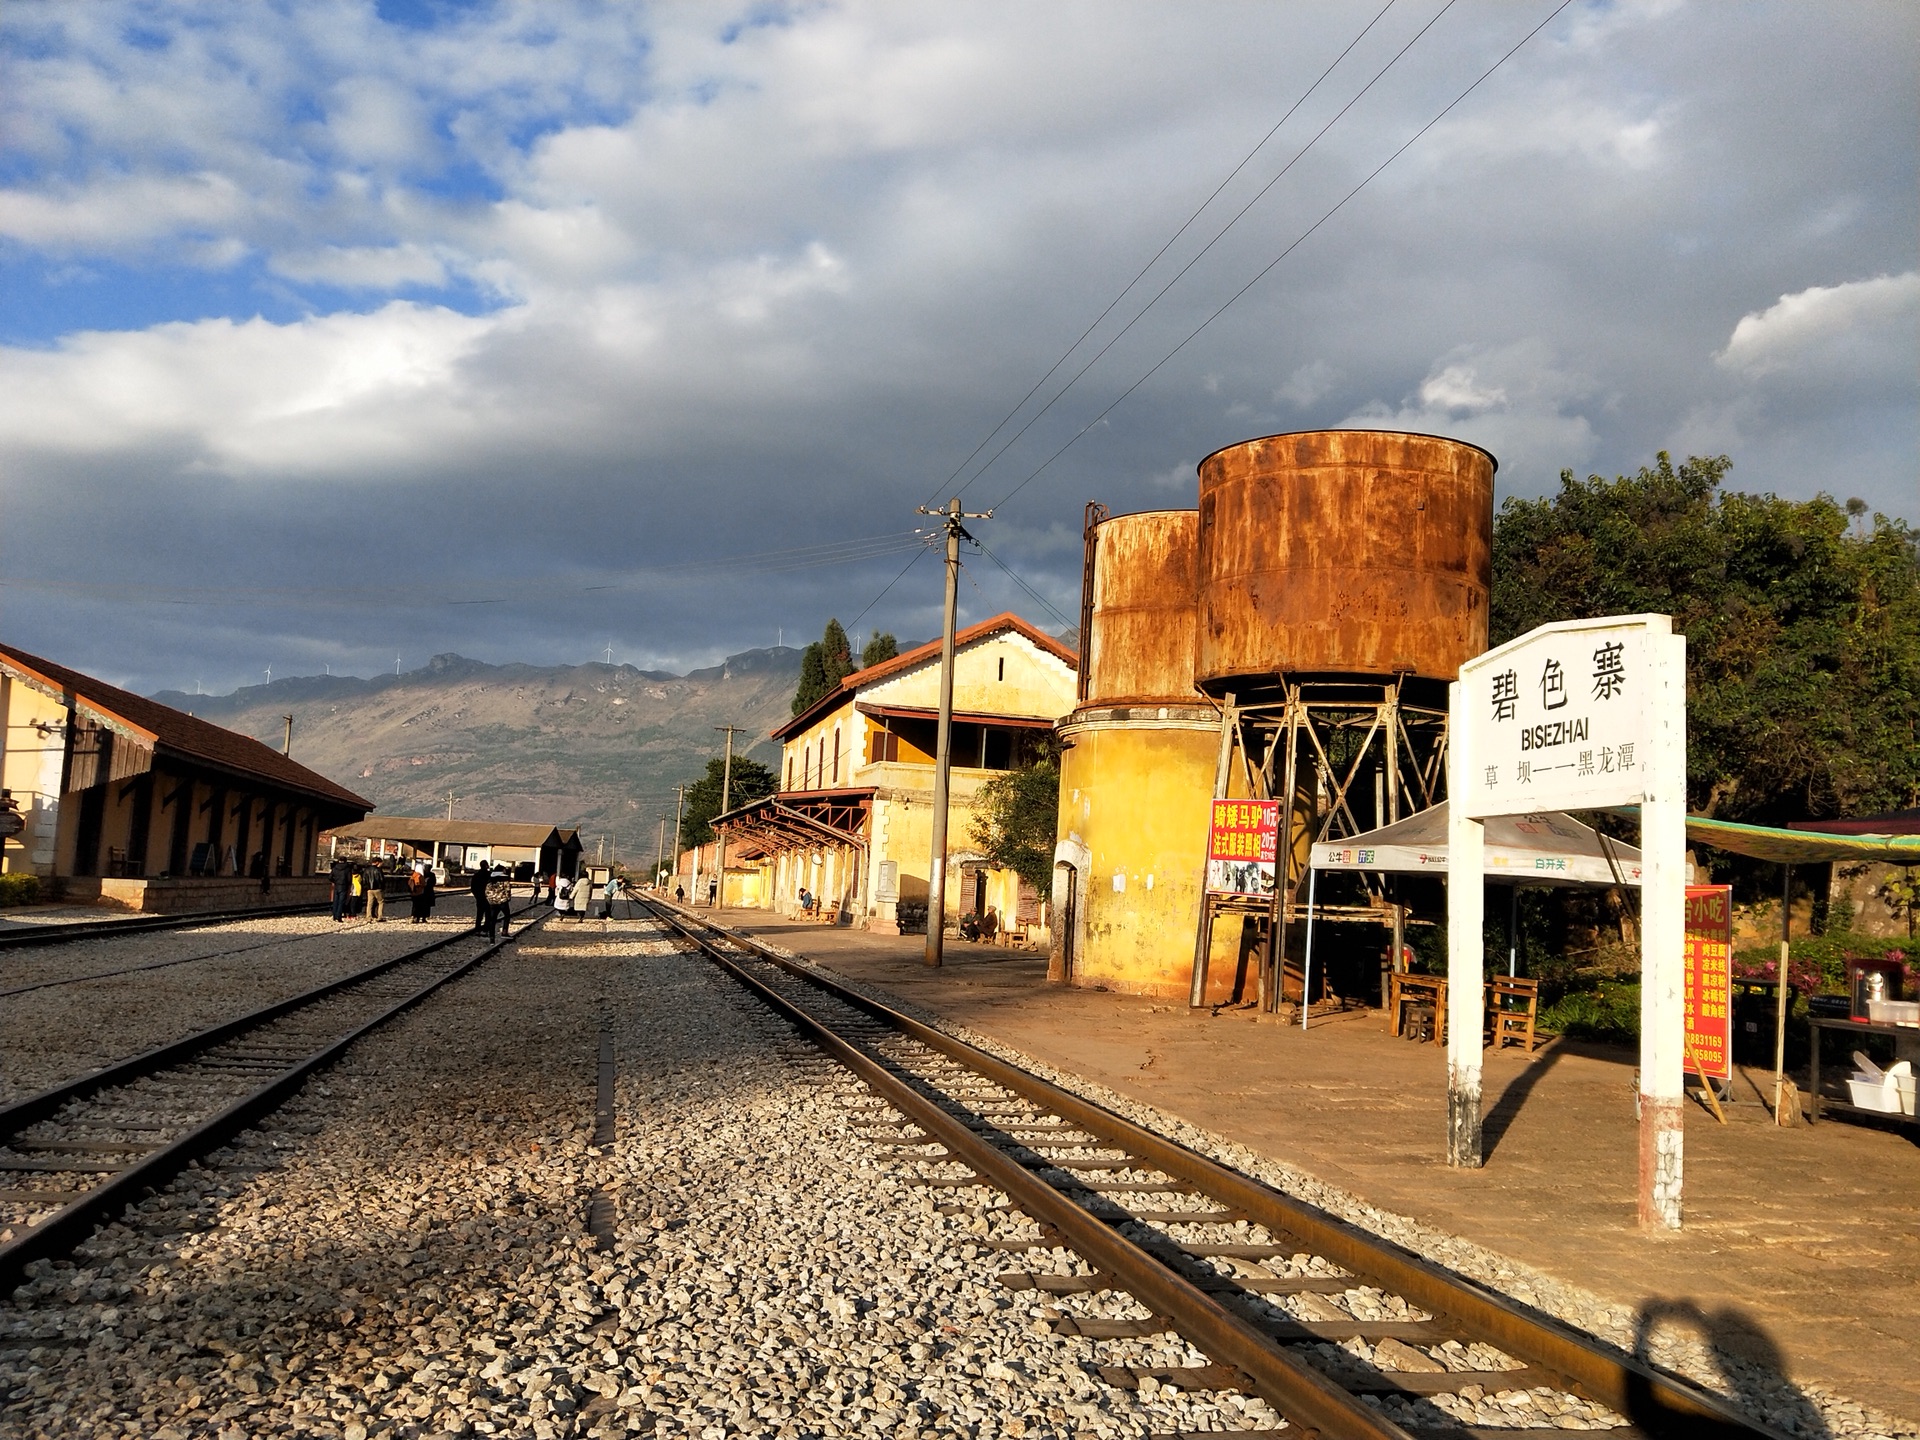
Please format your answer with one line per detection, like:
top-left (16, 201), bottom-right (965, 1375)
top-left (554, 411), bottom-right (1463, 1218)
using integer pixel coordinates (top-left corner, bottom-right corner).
top-left (1457, 617), bottom-right (1659, 818)
top-left (1684, 885), bottom-right (1733, 1081)
top-left (1206, 798), bottom-right (1278, 897)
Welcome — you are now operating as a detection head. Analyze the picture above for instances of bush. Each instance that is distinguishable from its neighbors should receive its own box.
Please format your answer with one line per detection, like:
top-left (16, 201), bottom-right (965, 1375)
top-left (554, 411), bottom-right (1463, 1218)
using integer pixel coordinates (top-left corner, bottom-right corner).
top-left (0, 873), bottom-right (42, 907)
top-left (1733, 932), bottom-right (1914, 996)
top-left (1539, 980), bottom-right (1640, 1045)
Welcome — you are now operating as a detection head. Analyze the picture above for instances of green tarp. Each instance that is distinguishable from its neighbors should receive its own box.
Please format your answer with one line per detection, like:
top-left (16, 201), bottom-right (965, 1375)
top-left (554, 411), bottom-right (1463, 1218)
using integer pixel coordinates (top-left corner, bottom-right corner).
top-left (1682, 816), bottom-right (1920, 866)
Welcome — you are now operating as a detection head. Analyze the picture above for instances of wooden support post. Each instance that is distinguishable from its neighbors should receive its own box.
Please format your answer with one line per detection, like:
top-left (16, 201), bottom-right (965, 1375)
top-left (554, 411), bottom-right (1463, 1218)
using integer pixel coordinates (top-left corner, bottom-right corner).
top-left (1188, 694), bottom-right (1236, 1008)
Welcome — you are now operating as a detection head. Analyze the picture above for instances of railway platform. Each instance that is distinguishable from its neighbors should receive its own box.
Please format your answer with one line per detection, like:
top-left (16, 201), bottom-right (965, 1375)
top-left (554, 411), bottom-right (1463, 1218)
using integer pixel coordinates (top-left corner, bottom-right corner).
top-left (702, 905), bottom-right (1920, 1430)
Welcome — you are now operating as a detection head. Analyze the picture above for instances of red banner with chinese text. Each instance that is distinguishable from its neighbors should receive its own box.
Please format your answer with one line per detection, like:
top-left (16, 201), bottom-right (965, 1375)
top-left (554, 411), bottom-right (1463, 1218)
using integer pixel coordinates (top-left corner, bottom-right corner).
top-left (1206, 799), bottom-right (1279, 897)
top-left (1684, 884), bottom-right (1733, 1081)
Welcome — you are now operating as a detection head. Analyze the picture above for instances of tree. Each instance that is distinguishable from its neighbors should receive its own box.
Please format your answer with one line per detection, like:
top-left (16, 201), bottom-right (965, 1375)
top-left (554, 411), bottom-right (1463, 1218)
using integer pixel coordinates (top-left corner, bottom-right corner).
top-left (789, 618), bottom-right (857, 715)
top-left (678, 754), bottom-right (778, 850)
top-left (861, 630), bottom-right (898, 667)
top-left (1492, 453), bottom-right (1920, 823)
top-left (969, 758), bottom-right (1060, 895)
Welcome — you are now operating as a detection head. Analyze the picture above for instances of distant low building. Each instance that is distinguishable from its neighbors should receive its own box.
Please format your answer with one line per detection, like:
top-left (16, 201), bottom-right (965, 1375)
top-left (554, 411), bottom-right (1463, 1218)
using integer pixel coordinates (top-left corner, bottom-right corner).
top-left (712, 612), bottom-right (1077, 938)
top-left (0, 642), bottom-right (370, 911)
top-left (323, 817), bottom-right (583, 878)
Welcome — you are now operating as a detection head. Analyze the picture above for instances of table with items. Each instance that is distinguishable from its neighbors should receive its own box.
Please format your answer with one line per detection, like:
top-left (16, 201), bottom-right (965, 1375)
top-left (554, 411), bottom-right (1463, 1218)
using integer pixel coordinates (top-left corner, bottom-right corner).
top-left (1807, 1014), bottom-right (1920, 1125)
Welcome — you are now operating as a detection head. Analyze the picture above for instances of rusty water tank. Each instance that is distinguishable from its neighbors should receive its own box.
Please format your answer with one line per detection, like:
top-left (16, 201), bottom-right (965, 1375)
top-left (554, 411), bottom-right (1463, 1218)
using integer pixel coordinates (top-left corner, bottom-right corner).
top-left (1195, 429), bottom-right (1494, 692)
top-left (1083, 510), bottom-right (1201, 706)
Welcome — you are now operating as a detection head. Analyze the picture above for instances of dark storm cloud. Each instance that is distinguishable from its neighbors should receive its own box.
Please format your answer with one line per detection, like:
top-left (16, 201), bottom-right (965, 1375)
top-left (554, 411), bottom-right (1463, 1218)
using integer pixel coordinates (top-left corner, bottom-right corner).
top-left (0, 1), bottom-right (1912, 695)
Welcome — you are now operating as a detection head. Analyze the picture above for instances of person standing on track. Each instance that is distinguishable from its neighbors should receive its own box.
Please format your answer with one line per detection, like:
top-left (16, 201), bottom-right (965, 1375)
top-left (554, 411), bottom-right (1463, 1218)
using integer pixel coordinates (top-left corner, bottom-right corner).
top-left (329, 855), bottom-right (351, 922)
top-left (553, 872), bottom-right (573, 919)
top-left (363, 860), bottom-right (385, 923)
top-left (469, 862), bottom-right (490, 932)
top-left (484, 867), bottom-right (513, 940)
top-left (546, 871), bottom-right (558, 905)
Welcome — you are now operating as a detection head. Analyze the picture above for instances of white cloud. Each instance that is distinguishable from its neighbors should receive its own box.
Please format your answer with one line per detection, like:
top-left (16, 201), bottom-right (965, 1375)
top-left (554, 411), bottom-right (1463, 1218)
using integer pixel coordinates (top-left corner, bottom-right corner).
top-left (1417, 363), bottom-right (1507, 415)
top-left (270, 242), bottom-right (448, 290)
top-left (1715, 272), bottom-right (1920, 384)
top-left (1275, 359), bottom-right (1338, 408)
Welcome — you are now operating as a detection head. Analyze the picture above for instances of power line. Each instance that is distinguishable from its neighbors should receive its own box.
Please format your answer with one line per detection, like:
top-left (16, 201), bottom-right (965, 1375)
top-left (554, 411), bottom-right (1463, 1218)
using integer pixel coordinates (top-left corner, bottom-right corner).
top-left (954, 0), bottom-right (1462, 505)
top-left (972, 537), bottom-right (1077, 632)
top-left (924, 0), bottom-right (1407, 511)
top-left (844, 541), bottom-right (935, 635)
top-left (990, 0), bottom-right (1575, 513)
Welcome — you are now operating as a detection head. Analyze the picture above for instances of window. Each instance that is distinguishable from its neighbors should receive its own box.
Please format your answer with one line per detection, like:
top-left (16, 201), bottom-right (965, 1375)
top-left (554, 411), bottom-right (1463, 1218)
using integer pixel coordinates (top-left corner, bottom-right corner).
top-left (832, 729), bottom-right (841, 784)
top-left (998, 656), bottom-right (1005, 681)
top-left (786, 754), bottom-right (794, 790)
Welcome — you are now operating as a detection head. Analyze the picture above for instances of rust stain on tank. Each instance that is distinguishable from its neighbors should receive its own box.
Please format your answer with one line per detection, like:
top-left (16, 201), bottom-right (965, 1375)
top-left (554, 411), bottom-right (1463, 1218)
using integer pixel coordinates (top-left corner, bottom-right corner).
top-left (1084, 510), bottom-right (1202, 706)
top-left (1195, 429), bottom-right (1494, 689)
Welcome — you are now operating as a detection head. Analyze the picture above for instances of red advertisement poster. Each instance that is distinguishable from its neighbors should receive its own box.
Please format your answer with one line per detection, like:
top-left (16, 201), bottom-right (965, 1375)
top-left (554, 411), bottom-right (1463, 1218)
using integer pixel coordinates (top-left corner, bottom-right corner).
top-left (1684, 884), bottom-right (1733, 1081)
top-left (1206, 799), bottom-right (1279, 897)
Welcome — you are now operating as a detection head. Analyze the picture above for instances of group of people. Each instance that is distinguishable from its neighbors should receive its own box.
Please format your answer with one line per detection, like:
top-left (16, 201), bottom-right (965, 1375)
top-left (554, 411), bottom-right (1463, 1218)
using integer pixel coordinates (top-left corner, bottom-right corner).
top-left (329, 854), bottom-right (647, 935)
top-left (328, 856), bottom-right (444, 923)
top-left (551, 870), bottom-right (623, 921)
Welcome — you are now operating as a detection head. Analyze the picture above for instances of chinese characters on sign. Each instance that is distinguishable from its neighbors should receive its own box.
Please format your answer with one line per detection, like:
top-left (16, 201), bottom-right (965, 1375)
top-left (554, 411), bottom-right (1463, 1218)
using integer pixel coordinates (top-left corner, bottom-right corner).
top-left (1205, 799), bottom-right (1279, 897)
top-left (1683, 885), bottom-right (1733, 1081)
top-left (1460, 621), bottom-right (1652, 818)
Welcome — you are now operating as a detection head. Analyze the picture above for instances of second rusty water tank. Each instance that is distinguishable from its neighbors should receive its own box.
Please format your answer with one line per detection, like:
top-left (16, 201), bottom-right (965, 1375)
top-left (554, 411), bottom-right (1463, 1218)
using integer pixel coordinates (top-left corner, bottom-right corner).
top-left (1084, 510), bottom-right (1201, 706)
top-left (1195, 429), bottom-right (1495, 690)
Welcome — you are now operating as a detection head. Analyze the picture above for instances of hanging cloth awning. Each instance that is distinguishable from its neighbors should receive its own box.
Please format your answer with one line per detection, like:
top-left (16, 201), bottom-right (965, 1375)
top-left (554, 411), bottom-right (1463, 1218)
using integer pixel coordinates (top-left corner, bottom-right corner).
top-left (1309, 801), bottom-right (1642, 888)
top-left (1680, 815), bottom-right (1920, 867)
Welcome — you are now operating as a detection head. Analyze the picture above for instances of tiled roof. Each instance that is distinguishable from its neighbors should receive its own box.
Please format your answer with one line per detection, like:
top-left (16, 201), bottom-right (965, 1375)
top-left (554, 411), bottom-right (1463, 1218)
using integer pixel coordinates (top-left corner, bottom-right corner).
top-left (772, 612), bottom-right (1077, 740)
top-left (326, 818), bottom-right (578, 847)
top-left (0, 642), bottom-right (370, 812)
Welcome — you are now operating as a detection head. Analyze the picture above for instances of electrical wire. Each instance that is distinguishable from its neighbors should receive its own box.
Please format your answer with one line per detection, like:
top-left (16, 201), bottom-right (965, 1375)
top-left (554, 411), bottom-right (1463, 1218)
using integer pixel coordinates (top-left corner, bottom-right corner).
top-left (844, 541), bottom-right (935, 635)
top-left (950, 0), bottom-right (1458, 504)
top-left (972, 538), bottom-right (1078, 633)
top-left (989, 0), bottom-right (1575, 513)
top-left (921, 0), bottom-right (1405, 510)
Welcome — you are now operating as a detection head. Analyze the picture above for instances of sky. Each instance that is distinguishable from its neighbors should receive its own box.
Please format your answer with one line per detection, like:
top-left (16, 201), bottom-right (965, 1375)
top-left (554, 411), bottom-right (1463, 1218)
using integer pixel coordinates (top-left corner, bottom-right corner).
top-left (0, 0), bottom-right (1914, 697)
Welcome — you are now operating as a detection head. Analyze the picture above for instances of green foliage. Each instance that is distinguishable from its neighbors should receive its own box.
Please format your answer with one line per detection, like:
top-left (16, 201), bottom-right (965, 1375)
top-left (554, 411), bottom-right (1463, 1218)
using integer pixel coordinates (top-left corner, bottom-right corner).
top-left (1733, 932), bottom-right (1914, 996)
top-left (0, 872), bottom-right (42, 907)
top-left (1492, 453), bottom-right (1920, 823)
top-left (1539, 980), bottom-right (1641, 1044)
top-left (790, 618), bottom-right (858, 715)
top-left (861, 630), bottom-right (898, 667)
top-left (678, 754), bottom-right (778, 850)
top-left (968, 758), bottom-right (1060, 895)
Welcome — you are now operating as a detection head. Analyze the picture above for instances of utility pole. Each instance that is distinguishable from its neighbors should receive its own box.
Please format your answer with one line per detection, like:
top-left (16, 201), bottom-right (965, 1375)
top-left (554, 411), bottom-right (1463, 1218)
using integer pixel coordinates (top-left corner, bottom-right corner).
top-left (446, 791), bottom-right (457, 821)
top-left (672, 784), bottom-right (687, 895)
top-left (916, 496), bottom-right (991, 967)
top-left (655, 817), bottom-right (666, 888)
top-left (281, 715), bottom-right (294, 756)
top-left (713, 724), bottom-right (743, 910)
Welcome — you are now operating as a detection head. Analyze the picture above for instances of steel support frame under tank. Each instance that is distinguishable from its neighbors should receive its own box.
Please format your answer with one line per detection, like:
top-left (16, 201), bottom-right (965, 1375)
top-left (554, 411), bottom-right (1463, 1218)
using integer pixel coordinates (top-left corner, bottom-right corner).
top-left (1189, 675), bottom-right (1450, 1013)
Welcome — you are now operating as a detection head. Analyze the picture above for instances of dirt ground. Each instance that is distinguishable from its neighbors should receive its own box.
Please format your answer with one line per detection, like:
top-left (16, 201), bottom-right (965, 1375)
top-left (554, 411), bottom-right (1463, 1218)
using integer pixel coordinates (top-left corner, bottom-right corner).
top-left (707, 906), bottom-right (1920, 1428)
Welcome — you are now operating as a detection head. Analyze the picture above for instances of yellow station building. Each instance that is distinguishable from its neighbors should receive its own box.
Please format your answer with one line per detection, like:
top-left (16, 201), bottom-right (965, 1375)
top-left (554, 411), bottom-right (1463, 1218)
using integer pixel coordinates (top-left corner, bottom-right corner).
top-left (714, 613), bottom-right (1077, 938)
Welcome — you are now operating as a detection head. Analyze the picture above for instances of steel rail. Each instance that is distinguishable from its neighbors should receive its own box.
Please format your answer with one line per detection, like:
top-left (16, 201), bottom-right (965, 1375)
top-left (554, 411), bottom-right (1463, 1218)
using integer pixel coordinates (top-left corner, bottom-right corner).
top-left (655, 901), bottom-right (1788, 1440)
top-left (0, 914), bottom-right (507, 1135)
top-left (0, 900), bottom-right (330, 952)
top-left (0, 912), bottom-right (547, 1289)
top-left (651, 900), bottom-right (1408, 1440)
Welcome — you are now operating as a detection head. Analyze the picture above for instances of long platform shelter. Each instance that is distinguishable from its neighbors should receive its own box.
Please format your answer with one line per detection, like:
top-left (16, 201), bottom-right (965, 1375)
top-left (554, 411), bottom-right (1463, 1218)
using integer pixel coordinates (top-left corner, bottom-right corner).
top-left (323, 817), bottom-right (583, 879)
top-left (1, 642), bottom-right (371, 912)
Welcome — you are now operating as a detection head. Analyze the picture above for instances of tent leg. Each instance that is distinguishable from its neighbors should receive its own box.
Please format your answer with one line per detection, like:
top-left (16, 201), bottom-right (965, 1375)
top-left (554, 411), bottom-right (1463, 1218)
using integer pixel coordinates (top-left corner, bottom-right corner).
top-left (1773, 863), bottom-right (1791, 1122)
top-left (1508, 885), bottom-right (1519, 978)
top-left (1302, 867), bottom-right (1318, 1032)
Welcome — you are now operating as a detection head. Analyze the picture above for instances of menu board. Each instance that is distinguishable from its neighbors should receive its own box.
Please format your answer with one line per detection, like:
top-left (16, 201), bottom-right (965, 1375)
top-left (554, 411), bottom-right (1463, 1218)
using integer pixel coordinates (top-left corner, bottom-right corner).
top-left (1206, 799), bottom-right (1279, 897)
top-left (1684, 884), bottom-right (1733, 1081)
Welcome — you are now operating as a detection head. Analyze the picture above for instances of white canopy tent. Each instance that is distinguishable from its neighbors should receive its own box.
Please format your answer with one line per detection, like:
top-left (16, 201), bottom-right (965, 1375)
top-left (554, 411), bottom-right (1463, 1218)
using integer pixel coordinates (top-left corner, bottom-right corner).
top-left (1300, 802), bottom-right (1643, 1028)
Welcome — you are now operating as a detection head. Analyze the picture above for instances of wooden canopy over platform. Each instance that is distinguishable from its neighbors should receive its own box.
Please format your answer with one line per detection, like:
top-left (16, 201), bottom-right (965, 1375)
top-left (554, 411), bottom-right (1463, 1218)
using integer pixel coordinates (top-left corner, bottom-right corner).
top-left (715, 788), bottom-right (873, 859)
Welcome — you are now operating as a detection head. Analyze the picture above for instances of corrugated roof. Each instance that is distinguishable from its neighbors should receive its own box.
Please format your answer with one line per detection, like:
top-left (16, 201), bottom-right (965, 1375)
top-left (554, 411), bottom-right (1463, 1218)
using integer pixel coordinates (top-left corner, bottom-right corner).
top-left (773, 613), bottom-right (1077, 740)
top-left (0, 642), bottom-right (369, 812)
top-left (325, 818), bottom-right (579, 847)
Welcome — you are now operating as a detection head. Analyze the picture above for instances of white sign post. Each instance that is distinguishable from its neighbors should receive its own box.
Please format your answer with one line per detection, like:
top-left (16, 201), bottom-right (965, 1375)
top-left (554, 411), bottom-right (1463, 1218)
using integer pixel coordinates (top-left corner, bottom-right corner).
top-left (1451, 614), bottom-right (1688, 1230)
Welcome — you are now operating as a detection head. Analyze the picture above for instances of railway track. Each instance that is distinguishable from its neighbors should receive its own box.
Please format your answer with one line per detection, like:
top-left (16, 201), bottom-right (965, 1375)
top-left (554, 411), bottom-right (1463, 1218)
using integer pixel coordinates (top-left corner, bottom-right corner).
top-left (0, 900), bottom-right (329, 952)
top-left (646, 900), bottom-right (1786, 1440)
top-left (0, 905), bottom-right (547, 1288)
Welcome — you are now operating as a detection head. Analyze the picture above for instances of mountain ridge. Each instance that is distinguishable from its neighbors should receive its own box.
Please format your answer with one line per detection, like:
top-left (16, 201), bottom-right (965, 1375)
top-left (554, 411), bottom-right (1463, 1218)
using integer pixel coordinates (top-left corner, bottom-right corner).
top-left (150, 647), bottom-right (805, 851)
